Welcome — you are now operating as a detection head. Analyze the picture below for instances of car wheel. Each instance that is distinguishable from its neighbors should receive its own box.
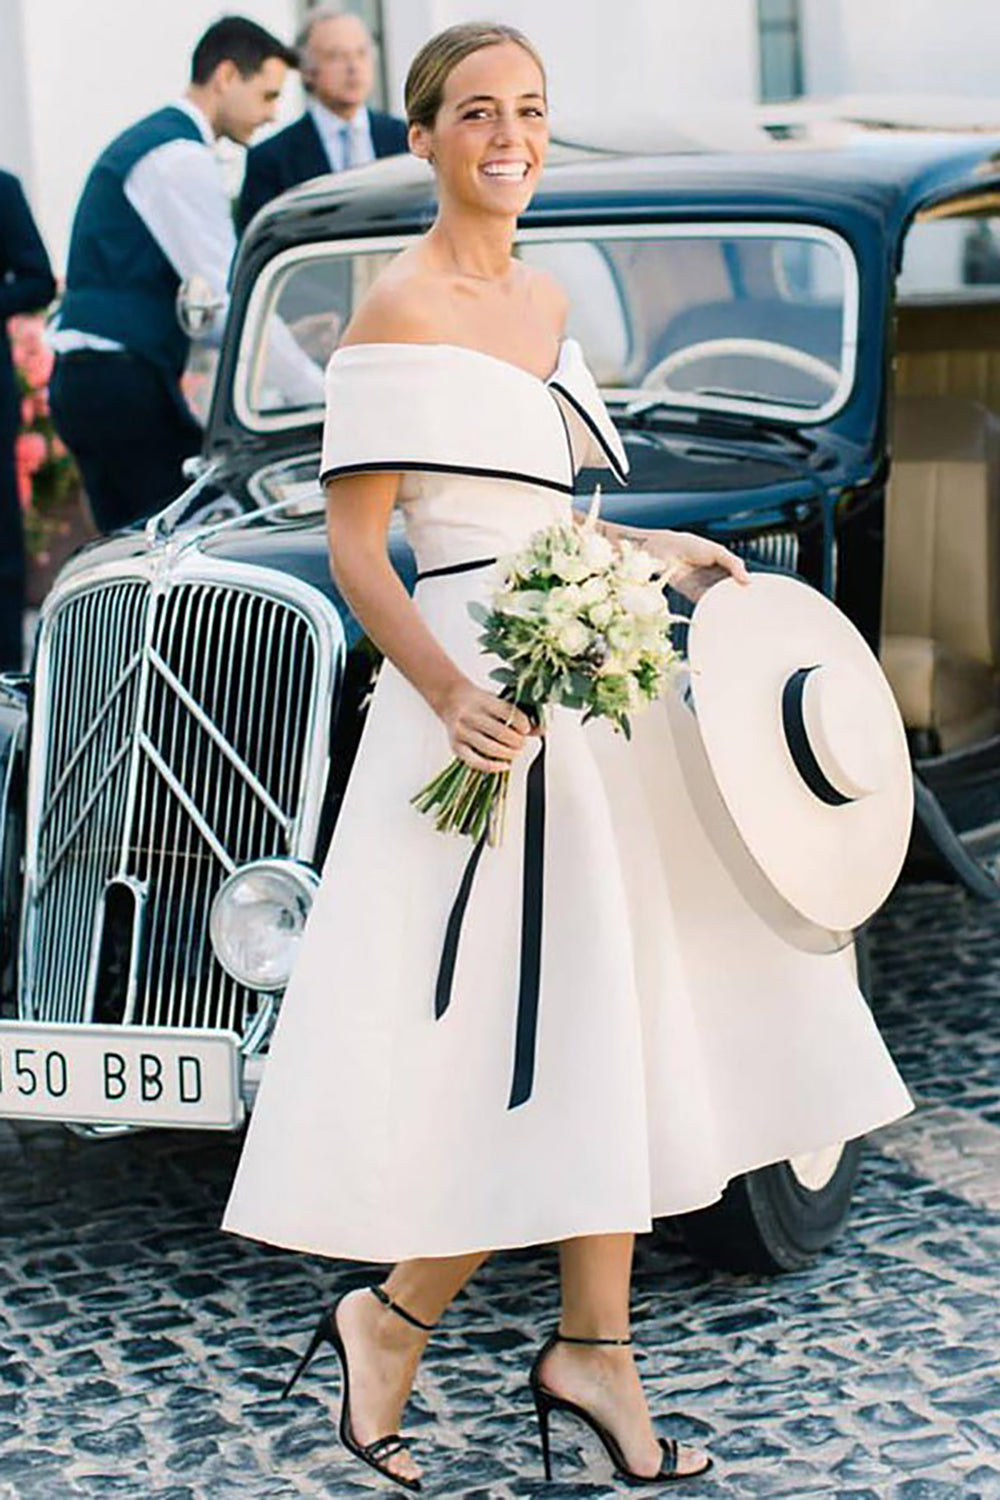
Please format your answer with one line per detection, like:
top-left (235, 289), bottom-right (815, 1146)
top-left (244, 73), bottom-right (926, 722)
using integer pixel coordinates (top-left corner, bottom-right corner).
top-left (671, 1137), bottom-right (864, 1273)
top-left (665, 929), bottom-right (872, 1273)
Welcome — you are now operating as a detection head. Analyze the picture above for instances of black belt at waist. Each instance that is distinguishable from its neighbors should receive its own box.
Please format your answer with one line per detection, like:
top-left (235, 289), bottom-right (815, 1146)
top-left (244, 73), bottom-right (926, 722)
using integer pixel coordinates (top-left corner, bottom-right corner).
top-left (414, 554), bottom-right (499, 582)
top-left (414, 551), bottom-right (546, 1110)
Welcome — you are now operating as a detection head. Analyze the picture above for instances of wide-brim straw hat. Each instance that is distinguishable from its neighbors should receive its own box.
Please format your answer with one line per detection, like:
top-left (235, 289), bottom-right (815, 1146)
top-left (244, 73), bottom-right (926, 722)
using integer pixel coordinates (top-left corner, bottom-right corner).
top-left (683, 573), bottom-right (913, 940)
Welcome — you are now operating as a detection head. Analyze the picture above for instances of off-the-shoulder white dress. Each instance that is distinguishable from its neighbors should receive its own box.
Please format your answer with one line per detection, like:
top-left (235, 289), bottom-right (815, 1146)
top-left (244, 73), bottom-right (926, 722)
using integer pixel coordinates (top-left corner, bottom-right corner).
top-left (220, 338), bottom-right (913, 1263)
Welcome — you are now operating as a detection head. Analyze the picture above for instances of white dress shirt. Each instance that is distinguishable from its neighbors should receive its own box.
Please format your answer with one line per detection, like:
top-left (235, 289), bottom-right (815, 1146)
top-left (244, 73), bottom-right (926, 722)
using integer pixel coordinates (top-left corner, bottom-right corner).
top-left (49, 96), bottom-right (326, 412)
top-left (307, 99), bottom-right (375, 172)
top-left (49, 98), bottom-right (234, 355)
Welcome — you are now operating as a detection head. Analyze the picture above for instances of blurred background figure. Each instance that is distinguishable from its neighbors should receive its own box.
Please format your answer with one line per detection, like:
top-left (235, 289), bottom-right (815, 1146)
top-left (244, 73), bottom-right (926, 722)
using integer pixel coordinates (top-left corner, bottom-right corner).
top-left (238, 3), bottom-right (408, 232)
top-left (0, 170), bottom-right (55, 671)
top-left (47, 16), bottom-right (297, 535)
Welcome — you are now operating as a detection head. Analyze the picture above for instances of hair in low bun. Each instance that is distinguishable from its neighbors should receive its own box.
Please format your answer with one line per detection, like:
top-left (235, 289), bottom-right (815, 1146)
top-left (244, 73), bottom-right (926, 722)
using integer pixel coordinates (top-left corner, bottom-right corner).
top-left (404, 21), bottom-right (546, 130)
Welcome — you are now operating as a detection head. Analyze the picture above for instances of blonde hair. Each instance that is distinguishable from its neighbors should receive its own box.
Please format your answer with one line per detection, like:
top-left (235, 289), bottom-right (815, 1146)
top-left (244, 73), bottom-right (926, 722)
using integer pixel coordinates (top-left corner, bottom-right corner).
top-left (404, 21), bottom-right (546, 130)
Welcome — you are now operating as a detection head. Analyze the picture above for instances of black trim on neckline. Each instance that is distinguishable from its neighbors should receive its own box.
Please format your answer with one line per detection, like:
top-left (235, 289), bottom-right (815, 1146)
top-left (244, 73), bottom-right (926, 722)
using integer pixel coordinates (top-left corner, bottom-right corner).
top-left (549, 395), bottom-right (577, 481)
top-left (318, 459), bottom-right (575, 496)
top-left (548, 380), bottom-right (629, 486)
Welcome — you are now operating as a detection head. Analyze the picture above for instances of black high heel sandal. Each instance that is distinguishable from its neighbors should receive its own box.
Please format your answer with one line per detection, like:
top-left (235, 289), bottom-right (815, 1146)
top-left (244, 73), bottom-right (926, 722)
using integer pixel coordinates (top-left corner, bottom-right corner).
top-left (280, 1283), bottom-right (435, 1493)
top-left (529, 1329), bottom-right (714, 1485)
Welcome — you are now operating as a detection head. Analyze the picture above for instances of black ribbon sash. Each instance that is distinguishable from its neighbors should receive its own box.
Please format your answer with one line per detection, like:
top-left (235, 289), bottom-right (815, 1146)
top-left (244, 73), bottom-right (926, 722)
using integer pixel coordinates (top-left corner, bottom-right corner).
top-left (415, 555), bottom-right (546, 1109)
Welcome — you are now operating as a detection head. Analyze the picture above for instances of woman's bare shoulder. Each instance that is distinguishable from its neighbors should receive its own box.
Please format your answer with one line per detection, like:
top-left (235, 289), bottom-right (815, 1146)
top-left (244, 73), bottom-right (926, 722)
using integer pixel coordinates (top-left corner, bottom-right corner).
top-left (339, 250), bottom-right (445, 349)
top-left (522, 262), bottom-right (570, 332)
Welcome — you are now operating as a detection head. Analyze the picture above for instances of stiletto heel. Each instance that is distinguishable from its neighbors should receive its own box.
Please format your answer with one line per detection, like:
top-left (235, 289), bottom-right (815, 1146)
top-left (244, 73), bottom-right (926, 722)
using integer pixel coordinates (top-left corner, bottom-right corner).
top-left (279, 1284), bottom-right (436, 1492)
top-left (528, 1329), bottom-right (713, 1485)
top-left (280, 1312), bottom-right (328, 1400)
top-left (533, 1386), bottom-right (554, 1480)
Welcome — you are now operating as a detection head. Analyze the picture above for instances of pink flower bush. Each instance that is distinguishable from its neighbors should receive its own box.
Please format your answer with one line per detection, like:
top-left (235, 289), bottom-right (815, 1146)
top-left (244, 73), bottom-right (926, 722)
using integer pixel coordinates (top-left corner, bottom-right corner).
top-left (8, 311), bottom-right (80, 557)
top-left (11, 316), bottom-right (54, 391)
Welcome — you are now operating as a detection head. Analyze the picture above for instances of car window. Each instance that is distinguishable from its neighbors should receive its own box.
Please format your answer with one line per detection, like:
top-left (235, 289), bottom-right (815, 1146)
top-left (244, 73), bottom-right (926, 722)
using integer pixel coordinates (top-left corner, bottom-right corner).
top-left (237, 224), bottom-right (857, 431)
top-left (899, 214), bottom-right (1000, 301)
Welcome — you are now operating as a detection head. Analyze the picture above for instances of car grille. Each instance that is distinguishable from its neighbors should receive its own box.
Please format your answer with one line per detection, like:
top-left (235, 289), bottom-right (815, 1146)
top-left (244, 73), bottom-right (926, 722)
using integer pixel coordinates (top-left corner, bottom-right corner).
top-left (21, 568), bottom-right (337, 1041)
top-left (732, 529), bottom-right (800, 573)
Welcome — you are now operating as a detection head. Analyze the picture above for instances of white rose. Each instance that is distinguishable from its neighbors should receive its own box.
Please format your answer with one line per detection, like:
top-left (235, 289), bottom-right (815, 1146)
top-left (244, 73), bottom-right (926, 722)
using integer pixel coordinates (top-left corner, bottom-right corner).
top-left (619, 543), bottom-right (659, 583)
top-left (557, 620), bottom-right (591, 656)
top-left (500, 588), bottom-right (548, 619)
top-left (545, 584), bottom-right (583, 624)
top-left (619, 582), bottom-right (667, 619)
top-left (608, 618), bottom-right (638, 654)
top-left (549, 548), bottom-right (589, 583)
top-left (589, 600), bottom-right (614, 628)
top-left (578, 574), bottom-right (609, 606)
top-left (580, 529), bottom-right (615, 570)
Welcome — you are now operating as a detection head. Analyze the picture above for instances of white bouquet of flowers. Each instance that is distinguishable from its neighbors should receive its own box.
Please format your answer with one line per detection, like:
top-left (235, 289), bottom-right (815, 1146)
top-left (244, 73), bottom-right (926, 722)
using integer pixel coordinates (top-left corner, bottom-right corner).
top-left (411, 488), bottom-right (687, 846)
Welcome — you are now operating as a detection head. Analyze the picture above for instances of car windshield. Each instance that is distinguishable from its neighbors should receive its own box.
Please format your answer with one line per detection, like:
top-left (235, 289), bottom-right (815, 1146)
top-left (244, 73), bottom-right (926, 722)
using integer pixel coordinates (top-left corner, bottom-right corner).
top-left (236, 222), bottom-right (857, 430)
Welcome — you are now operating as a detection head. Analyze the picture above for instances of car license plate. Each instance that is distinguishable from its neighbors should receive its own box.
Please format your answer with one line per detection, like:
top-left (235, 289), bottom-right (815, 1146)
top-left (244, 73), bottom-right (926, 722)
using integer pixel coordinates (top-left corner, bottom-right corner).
top-left (0, 1022), bottom-right (244, 1129)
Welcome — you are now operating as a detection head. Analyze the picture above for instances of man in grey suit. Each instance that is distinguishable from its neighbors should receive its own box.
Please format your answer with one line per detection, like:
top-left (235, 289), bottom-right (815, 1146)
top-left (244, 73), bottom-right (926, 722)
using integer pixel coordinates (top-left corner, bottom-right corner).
top-left (238, 4), bottom-right (408, 232)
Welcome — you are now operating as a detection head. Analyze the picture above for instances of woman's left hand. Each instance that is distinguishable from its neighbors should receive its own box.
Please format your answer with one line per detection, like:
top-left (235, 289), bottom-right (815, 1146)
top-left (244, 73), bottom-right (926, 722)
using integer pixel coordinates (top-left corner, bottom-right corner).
top-left (643, 529), bottom-right (751, 601)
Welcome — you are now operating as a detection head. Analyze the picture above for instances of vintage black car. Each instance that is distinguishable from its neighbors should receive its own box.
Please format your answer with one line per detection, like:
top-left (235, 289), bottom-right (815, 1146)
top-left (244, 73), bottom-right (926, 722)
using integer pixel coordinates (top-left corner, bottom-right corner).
top-left (4, 117), bottom-right (1000, 1273)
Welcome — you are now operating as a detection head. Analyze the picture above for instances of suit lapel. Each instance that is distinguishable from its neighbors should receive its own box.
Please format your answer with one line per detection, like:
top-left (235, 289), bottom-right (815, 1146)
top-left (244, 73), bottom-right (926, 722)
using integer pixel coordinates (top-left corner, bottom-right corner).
top-left (369, 110), bottom-right (398, 160)
top-left (297, 112), bottom-right (333, 177)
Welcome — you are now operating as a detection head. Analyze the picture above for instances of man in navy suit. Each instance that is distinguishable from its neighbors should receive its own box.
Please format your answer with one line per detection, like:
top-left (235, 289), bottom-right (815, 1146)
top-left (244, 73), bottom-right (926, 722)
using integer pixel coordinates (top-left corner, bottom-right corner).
top-left (238, 4), bottom-right (408, 233)
top-left (0, 171), bottom-right (56, 670)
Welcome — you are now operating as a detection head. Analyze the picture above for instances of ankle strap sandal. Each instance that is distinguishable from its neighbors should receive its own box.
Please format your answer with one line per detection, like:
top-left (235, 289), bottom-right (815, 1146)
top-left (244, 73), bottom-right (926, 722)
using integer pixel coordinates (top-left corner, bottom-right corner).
top-left (554, 1329), bottom-right (632, 1345)
top-left (281, 1286), bottom-right (435, 1493)
top-left (527, 1327), bottom-right (713, 1485)
top-left (370, 1283), bottom-right (436, 1332)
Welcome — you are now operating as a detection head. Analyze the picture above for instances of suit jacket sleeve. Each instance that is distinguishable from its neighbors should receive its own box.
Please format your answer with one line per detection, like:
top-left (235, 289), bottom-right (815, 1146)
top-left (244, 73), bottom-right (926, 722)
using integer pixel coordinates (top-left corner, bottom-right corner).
top-left (0, 175), bottom-right (57, 319)
top-left (237, 146), bottom-right (284, 236)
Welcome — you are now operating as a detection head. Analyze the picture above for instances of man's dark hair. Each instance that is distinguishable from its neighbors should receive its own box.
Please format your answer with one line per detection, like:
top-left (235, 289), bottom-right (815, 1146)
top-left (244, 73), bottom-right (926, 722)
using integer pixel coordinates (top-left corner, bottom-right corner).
top-left (191, 15), bottom-right (298, 83)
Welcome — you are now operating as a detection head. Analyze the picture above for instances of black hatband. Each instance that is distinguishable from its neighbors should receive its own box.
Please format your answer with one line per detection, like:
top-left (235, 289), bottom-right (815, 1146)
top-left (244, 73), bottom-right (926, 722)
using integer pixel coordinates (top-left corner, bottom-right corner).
top-left (781, 666), bottom-right (855, 807)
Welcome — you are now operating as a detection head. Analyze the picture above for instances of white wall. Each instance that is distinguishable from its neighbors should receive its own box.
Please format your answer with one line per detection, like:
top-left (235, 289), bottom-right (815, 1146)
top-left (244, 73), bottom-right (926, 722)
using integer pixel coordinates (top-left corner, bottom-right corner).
top-left (9, 0), bottom-right (302, 273)
top-left (0, 0), bottom-right (33, 187)
top-left (383, 0), bottom-right (758, 142)
top-left (802, 0), bottom-right (1000, 98)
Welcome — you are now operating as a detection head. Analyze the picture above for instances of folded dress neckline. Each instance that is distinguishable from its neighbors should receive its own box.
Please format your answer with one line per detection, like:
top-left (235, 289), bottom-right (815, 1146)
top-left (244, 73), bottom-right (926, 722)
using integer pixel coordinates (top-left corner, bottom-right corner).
top-left (328, 336), bottom-right (572, 388)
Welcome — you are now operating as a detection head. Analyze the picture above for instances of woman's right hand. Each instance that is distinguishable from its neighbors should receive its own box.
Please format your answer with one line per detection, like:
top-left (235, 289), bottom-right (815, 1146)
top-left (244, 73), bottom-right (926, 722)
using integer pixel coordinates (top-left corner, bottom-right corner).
top-left (436, 679), bottom-right (539, 772)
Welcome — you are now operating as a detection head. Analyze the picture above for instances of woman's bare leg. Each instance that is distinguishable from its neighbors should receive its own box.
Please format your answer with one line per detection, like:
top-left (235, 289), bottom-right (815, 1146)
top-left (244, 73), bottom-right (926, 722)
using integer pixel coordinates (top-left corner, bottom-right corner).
top-left (540, 1232), bottom-right (710, 1478)
top-left (336, 1251), bottom-right (489, 1483)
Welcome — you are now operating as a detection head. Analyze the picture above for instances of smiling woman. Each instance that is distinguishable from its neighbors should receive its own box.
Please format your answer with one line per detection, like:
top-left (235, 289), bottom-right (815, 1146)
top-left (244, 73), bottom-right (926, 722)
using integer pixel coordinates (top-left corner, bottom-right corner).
top-left (218, 19), bottom-right (912, 1496)
top-left (404, 22), bottom-right (549, 250)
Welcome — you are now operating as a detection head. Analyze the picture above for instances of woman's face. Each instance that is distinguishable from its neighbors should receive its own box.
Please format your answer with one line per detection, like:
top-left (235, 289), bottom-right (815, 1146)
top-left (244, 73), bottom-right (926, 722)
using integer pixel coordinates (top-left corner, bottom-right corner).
top-left (411, 41), bottom-right (549, 216)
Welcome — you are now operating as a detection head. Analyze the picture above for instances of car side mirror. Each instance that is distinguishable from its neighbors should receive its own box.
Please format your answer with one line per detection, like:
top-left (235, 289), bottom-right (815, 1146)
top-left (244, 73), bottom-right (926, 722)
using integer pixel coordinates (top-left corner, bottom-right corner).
top-left (176, 274), bottom-right (225, 338)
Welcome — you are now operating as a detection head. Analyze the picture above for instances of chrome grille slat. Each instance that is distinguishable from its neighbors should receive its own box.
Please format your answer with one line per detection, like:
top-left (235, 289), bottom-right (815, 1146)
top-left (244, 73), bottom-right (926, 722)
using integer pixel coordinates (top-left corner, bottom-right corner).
top-left (36, 742), bottom-right (132, 894)
top-left (34, 582), bottom-right (147, 1022)
top-left (148, 645), bottom-right (290, 831)
top-left (37, 647), bottom-right (141, 832)
top-left (21, 563), bottom-right (339, 1044)
top-left (170, 584), bottom-right (210, 1030)
top-left (200, 588), bottom-right (243, 1033)
top-left (137, 732), bottom-right (236, 873)
top-left (244, 594), bottom-right (269, 861)
top-left (733, 529), bottom-right (800, 573)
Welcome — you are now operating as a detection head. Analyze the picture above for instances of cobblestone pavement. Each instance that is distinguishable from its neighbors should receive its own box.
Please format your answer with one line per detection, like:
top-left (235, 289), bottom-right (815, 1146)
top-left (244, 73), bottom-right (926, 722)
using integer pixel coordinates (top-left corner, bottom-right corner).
top-left (2, 876), bottom-right (1000, 1499)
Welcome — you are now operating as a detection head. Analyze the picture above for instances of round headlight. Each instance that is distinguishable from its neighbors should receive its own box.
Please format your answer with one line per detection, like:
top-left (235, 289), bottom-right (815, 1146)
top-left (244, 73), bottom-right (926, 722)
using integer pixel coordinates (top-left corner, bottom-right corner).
top-left (209, 859), bottom-right (320, 990)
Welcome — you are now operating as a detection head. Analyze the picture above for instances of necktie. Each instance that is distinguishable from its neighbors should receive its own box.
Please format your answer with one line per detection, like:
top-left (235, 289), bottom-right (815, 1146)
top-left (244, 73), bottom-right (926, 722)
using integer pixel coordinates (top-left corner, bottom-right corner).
top-left (339, 122), bottom-right (353, 171)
